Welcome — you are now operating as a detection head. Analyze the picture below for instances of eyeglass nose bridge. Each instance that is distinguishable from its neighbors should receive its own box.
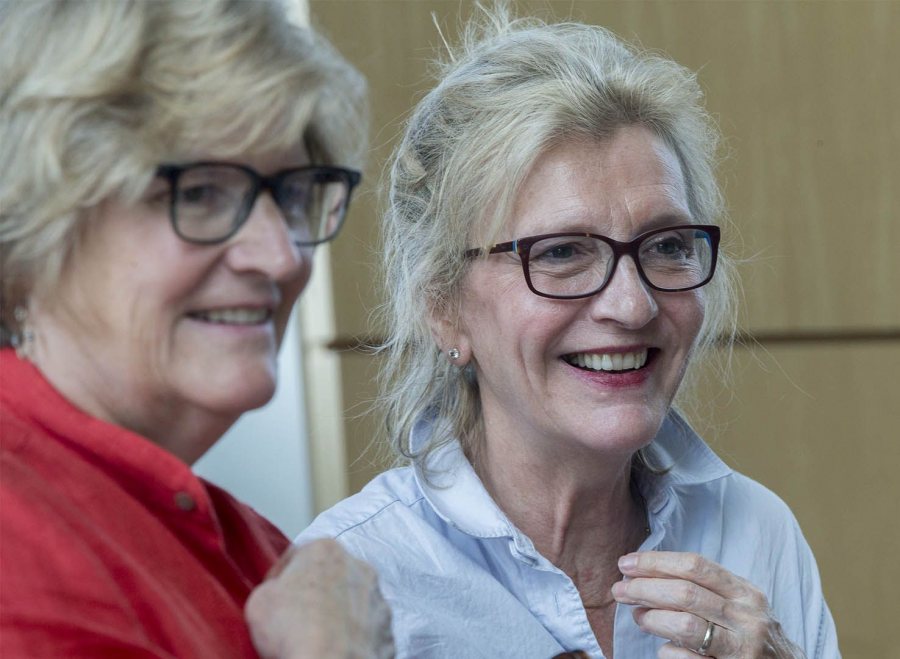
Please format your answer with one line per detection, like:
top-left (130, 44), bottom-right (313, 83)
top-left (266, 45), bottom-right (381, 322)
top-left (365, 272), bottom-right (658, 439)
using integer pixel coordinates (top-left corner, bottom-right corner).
top-left (593, 234), bottom-right (653, 295)
top-left (229, 172), bottom-right (291, 240)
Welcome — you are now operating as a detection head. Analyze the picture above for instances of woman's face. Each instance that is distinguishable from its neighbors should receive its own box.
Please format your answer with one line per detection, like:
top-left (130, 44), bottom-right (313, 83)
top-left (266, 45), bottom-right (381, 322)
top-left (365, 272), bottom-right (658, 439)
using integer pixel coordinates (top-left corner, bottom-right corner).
top-left (31, 149), bottom-right (312, 460)
top-left (455, 126), bottom-right (705, 461)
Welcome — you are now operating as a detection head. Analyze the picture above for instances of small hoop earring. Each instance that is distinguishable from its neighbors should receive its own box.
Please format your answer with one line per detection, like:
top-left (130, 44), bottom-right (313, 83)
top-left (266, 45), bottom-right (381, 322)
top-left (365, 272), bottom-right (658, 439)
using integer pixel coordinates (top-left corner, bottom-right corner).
top-left (447, 347), bottom-right (461, 361)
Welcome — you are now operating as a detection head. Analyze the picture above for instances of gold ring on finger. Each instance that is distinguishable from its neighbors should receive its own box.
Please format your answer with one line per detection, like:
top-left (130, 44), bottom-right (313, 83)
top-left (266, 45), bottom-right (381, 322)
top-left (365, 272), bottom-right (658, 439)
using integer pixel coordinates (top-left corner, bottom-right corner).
top-left (696, 620), bottom-right (715, 656)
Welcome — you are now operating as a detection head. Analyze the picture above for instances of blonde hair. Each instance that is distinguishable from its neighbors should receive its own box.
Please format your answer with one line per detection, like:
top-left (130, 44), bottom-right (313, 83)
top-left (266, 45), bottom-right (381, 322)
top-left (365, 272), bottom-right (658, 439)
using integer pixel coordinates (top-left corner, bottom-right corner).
top-left (377, 8), bottom-right (738, 469)
top-left (0, 0), bottom-right (367, 343)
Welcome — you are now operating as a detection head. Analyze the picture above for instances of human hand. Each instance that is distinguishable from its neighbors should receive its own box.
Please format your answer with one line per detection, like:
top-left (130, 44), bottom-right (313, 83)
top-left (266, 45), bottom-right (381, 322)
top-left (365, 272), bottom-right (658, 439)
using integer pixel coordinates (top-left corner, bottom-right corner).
top-left (245, 539), bottom-right (394, 659)
top-left (611, 551), bottom-right (805, 658)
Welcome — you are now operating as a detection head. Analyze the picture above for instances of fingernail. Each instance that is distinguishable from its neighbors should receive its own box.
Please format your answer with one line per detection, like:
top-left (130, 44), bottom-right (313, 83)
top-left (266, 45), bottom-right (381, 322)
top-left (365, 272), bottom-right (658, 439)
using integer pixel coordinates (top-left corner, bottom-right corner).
top-left (618, 554), bottom-right (637, 571)
top-left (611, 581), bottom-right (625, 597)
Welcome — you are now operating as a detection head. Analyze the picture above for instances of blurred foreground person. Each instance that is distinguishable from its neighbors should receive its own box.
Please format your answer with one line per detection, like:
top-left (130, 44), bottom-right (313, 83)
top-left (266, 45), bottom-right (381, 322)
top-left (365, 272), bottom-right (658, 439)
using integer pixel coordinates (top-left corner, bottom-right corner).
top-left (0, 1), bottom-right (391, 657)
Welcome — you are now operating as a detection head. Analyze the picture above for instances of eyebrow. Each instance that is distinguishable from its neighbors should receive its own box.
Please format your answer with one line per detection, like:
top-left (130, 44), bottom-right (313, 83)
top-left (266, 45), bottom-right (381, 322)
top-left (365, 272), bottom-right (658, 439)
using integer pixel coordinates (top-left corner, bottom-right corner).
top-left (513, 211), bottom-right (696, 241)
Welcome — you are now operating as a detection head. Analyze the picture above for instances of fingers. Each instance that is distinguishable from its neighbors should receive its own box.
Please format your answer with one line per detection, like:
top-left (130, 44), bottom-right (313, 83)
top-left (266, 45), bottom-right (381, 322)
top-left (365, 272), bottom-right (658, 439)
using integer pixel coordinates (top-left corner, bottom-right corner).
top-left (246, 540), bottom-right (394, 659)
top-left (612, 552), bottom-right (802, 659)
top-left (633, 608), bottom-right (728, 657)
top-left (613, 574), bottom-right (730, 629)
top-left (657, 641), bottom-right (715, 659)
top-left (618, 551), bottom-right (754, 602)
top-left (264, 537), bottom-right (347, 579)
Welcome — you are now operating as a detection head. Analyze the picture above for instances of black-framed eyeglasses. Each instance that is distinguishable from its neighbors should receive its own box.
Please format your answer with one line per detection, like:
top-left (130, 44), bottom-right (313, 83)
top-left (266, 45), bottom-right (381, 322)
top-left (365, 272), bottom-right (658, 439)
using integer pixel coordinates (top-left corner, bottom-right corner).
top-left (465, 225), bottom-right (720, 299)
top-left (155, 162), bottom-right (362, 246)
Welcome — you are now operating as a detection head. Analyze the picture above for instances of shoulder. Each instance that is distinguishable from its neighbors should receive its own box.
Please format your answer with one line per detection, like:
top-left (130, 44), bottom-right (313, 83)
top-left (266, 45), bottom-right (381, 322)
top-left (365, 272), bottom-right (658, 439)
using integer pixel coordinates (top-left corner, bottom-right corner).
top-left (721, 470), bottom-right (799, 526)
top-left (299, 466), bottom-right (430, 543)
top-left (667, 467), bottom-right (808, 561)
top-left (204, 480), bottom-right (290, 558)
top-left (297, 466), bottom-right (473, 585)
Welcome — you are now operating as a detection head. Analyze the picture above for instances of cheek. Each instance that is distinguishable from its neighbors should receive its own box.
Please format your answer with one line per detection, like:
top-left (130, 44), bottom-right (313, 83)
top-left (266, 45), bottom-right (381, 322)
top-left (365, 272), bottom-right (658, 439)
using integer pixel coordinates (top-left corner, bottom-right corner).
top-left (288, 250), bottom-right (314, 298)
top-left (274, 260), bottom-right (312, 338)
top-left (687, 290), bottom-right (707, 342)
top-left (667, 289), bottom-right (705, 350)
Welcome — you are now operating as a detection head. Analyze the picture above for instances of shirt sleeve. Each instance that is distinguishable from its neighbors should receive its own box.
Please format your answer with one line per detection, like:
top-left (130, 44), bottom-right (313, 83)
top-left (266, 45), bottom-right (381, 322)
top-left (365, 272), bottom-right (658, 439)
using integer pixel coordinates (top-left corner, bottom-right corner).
top-left (791, 518), bottom-right (841, 659)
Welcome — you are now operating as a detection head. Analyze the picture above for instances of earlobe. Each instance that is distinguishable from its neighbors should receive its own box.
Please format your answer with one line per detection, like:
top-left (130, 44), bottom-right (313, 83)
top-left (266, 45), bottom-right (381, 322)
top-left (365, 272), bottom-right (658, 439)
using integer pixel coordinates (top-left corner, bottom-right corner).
top-left (427, 301), bottom-right (471, 366)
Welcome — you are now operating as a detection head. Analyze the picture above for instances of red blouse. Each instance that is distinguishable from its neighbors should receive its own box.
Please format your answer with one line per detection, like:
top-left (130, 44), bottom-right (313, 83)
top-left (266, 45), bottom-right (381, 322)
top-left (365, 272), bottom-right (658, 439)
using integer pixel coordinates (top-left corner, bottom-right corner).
top-left (0, 349), bottom-right (289, 658)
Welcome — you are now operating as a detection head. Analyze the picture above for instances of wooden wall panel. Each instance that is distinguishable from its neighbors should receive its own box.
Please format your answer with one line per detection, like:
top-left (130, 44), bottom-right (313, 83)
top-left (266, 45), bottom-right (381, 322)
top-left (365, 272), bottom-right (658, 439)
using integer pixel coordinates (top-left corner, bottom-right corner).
top-left (338, 349), bottom-right (390, 495)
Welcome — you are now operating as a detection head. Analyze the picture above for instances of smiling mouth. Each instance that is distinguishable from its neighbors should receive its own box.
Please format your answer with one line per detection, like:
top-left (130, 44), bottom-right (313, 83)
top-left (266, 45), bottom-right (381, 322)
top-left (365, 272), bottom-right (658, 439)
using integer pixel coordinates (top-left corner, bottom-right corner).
top-left (562, 348), bottom-right (655, 373)
top-left (187, 308), bottom-right (272, 325)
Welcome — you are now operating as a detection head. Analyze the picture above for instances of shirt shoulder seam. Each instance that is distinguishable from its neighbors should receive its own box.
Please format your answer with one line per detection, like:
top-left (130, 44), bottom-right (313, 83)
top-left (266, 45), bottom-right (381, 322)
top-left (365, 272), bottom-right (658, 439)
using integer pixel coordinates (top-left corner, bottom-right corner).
top-left (332, 494), bottom-right (427, 539)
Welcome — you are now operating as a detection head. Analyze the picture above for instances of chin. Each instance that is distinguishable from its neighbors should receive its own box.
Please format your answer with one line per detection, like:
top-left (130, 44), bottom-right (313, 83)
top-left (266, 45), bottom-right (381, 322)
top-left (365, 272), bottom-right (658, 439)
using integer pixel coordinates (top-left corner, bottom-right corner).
top-left (580, 406), bottom-right (666, 452)
top-left (196, 368), bottom-right (278, 418)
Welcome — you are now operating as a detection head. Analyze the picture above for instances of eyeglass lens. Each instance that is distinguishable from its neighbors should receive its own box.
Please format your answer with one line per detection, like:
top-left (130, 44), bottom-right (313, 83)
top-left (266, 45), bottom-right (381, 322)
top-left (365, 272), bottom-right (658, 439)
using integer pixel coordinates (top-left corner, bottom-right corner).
top-left (172, 165), bottom-right (353, 245)
top-left (525, 227), bottom-right (715, 297)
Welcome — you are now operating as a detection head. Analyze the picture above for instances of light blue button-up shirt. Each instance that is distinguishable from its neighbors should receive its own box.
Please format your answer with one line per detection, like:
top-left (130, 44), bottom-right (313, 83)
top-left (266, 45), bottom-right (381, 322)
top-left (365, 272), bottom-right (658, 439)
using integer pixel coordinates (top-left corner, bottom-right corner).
top-left (298, 413), bottom-right (840, 658)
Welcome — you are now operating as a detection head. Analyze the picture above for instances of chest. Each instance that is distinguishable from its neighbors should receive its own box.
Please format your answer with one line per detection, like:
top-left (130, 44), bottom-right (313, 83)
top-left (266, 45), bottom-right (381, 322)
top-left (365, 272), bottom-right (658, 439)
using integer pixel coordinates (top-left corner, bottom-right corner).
top-left (5, 439), bottom-right (287, 658)
top-left (585, 607), bottom-right (617, 659)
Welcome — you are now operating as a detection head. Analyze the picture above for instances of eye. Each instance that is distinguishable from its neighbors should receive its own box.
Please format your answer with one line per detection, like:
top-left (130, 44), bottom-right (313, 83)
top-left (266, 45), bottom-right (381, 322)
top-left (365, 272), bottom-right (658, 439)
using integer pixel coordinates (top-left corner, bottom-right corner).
top-left (543, 243), bottom-right (576, 259)
top-left (642, 232), bottom-right (693, 259)
top-left (178, 184), bottom-right (225, 205)
top-left (281, 182), bottom-right (312, 213)
top-left (656, 237), bottom-right (686, 254)
top-left (532, 240), bottom-right (588, 261)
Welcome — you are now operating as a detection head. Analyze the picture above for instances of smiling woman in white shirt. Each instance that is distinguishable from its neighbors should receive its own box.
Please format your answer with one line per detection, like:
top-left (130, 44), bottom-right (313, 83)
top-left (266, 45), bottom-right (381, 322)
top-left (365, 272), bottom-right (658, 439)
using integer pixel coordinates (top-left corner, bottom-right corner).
top-left (295, 9), bottom-right (840, 659)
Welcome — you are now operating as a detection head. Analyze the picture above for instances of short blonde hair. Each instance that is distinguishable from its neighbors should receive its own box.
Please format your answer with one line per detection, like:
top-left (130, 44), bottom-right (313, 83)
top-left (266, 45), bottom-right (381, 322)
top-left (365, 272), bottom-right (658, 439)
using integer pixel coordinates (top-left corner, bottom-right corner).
top-left (377, 8), bottom-right (738, 468)
top-left (0, 0), bottom-right (367, 343)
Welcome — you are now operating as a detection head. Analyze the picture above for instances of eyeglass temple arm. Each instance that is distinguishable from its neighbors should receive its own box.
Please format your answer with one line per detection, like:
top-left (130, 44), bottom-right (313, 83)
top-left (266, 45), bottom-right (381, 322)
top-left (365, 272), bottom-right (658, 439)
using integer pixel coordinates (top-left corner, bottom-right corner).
top-left (464, 240), bottom-right (518, 259)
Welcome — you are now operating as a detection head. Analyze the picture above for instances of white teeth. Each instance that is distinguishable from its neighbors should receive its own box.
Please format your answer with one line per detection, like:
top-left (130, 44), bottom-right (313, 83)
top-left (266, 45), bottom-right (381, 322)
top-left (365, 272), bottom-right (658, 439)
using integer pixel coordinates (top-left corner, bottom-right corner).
top-left (565, 349), bottom-right (649, 372)
top-left (193, 308), bottom-right (268, 325)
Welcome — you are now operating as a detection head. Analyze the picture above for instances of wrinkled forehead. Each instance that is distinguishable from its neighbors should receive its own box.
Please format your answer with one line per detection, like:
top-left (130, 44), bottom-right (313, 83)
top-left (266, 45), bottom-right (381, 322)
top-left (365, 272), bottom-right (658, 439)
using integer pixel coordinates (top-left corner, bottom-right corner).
top-left (470, 127), bottom-right (689, 247)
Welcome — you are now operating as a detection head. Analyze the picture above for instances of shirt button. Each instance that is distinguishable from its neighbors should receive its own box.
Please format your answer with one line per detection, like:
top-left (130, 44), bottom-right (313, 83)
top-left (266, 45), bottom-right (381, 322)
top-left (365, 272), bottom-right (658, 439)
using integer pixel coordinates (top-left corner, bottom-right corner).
top-left (174, 491), bottom-right (196, 512)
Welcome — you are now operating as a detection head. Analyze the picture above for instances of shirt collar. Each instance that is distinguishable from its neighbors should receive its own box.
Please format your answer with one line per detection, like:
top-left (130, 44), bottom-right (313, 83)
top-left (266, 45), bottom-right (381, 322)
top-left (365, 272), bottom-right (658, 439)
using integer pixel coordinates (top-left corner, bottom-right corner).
top-left (639, 410), bottom-right (733, 514)
top-left (411, 415), bottom-right (514, 538)
top-left (411, 409), bottom-right (732, 537)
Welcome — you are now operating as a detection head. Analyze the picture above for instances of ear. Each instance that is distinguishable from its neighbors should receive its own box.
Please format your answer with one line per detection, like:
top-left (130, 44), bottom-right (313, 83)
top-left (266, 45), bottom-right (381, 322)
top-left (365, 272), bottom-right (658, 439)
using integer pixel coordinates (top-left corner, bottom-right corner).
top-left (427, 297), bottom-right (472, 366)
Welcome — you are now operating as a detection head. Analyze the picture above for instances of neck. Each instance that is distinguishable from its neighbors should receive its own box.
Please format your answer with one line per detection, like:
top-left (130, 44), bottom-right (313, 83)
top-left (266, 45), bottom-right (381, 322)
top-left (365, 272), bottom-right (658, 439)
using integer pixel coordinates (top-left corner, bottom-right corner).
top-left (30, 331), bottom-right (231, 465)
top-left (473, 432), bottom-right (648, 570)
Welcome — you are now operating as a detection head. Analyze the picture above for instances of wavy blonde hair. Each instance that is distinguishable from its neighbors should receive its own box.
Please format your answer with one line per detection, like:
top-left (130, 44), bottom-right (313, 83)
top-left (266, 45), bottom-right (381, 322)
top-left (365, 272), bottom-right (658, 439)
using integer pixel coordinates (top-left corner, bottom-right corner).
top-left (0, 0), bottom-right (367, 344)
top-left (376, 7), bottom-right (738, 470)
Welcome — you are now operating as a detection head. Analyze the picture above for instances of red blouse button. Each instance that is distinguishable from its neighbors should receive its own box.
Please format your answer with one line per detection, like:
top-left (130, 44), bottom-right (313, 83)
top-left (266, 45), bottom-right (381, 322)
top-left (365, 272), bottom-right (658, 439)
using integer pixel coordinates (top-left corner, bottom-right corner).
top-left (174, 491), bottom-right (196, 512)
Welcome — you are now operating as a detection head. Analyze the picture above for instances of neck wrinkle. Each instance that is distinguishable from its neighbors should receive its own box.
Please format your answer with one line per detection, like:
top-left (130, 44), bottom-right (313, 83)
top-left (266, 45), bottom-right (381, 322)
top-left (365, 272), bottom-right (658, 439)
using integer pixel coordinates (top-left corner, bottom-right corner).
top-left (473, 434), bottom-right (640, 568)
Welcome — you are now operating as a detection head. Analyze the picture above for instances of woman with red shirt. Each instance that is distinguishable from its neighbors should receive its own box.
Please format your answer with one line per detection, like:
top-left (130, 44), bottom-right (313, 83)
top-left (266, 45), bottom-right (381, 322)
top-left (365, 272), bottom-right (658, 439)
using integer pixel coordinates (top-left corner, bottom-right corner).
top-left (0, 2), bottom-right (390, 657)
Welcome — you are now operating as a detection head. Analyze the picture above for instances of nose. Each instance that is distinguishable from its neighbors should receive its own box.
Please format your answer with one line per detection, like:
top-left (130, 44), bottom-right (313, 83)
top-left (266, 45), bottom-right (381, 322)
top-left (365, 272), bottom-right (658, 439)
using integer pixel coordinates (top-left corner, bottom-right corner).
top-left (587, 255), bottom-right (658, 328)
top-left (225, 193), bottom-right (310, 283)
